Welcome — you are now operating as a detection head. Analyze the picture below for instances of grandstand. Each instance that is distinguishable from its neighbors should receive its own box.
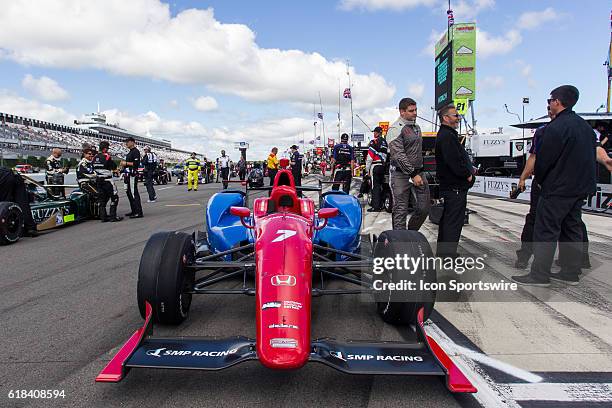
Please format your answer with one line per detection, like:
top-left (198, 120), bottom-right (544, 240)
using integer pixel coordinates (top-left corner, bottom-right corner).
top-left (0, 112), bottom-right (199, 163)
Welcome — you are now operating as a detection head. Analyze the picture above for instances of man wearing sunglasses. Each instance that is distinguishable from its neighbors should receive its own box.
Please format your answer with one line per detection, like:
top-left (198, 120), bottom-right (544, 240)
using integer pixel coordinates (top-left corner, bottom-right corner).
top-left (512, 85), bottom-right (596, 286)
top-left (434, 104), bottom-right (474, 258)
top-left (387, 97), bottom-right (430, 230)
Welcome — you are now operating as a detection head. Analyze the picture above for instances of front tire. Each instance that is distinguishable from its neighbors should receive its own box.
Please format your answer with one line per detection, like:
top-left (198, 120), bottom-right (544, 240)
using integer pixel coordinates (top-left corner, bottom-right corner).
top-left (137, 231), bottom-right (195, 325)
top-left (0, 202), bottom-right (24, 245)
top-left (373, 230), bottom-right (436, 325)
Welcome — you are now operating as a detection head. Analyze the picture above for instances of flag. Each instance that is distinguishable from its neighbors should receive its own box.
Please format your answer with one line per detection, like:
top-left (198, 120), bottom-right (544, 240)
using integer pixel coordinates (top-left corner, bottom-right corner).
top-left (447, 9), bottom-right (454, 26)
top-left (317, 112), bottom-right (323, 119)
top-left (313, 121), bottom-right (317, 126)
top-left (309, 140), bottom-right (315, 145)
top-left (316, 135), bottom-right (321, 141)
top-left (343, 88), bottom-right (351, 99)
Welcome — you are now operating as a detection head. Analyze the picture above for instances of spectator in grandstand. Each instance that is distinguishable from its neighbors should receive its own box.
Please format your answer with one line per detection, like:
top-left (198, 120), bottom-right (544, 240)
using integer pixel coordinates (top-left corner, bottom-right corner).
top-left (45, 148), bottom-right (69, 197)
top-left (120, 137), bottom-right (143, 218)
top-left (267, 147), bottom-right (280, 185)
top-left (141, 146), bottom-right (158, 203)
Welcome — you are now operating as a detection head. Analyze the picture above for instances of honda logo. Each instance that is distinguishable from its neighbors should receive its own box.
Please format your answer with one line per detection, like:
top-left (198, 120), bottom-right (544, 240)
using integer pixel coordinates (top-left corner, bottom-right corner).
top-left (271, 275), bottom-right (296, 286)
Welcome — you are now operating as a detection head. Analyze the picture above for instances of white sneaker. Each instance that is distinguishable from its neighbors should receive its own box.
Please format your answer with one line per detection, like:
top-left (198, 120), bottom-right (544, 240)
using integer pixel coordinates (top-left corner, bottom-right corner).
top-left (147, 199), bottom-right (157, 203)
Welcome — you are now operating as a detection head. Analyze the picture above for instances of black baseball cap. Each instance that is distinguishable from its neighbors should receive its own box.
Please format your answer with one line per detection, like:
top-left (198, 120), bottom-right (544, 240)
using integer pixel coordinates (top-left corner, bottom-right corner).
top-left (341, 133), bottom-right (349, 141)
top-left (290, 144), bottom-right (298, 150)
top-left (373, 126), bottom-right (383, 133)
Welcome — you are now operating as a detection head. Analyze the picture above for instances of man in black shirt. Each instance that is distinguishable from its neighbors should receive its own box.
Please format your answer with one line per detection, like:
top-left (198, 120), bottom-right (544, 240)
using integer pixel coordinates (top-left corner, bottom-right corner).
top-left (120, 137), bottom-right (143, 218)
top-left (435, 104), bottom-right (474, 258)
top-left (331, 133), bottom-right (355, 193)
top-left (93, 141), bottom-right (123, 222)
top-left (366, 126), bottom-right (388, 212)
top-left (141, 146), bottom-right (157, 202)
top-left (290, 145), bottom-right (303, 195)
top-left (512, 85), bottom-right (596, 286)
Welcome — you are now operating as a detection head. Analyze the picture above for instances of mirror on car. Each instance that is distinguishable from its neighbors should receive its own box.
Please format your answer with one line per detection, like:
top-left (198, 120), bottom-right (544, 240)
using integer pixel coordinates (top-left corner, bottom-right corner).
top-left (230, 206), bottom-right (251, 218)
top-left (318, 208), bottom-right (338, 219)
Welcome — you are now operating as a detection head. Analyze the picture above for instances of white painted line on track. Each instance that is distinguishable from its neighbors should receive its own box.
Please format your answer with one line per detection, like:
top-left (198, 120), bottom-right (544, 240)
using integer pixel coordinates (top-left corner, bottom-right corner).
top-left (158, 186), bottom-right (174, 190)
top-left (499, 382), bottom-right (612, 402)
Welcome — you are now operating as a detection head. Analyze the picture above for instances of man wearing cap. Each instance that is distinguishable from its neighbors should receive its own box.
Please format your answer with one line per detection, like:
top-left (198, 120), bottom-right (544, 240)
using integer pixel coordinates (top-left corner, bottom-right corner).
top-left (331, 133), bottom-right (355, 194)
top-left (267, 147), bottom-right (280, 185)
top-left (93, 141), bottom-right (123, 222)
top-left (290, 145), bottom-right (303, 196)
top-left (45, 147), bottom-right (69, 197)
top-left (184, 152), bottom-right (201, 191)
top-left (120, 137), bottom-right (143, 218)
top-left (387, 97), bottom-right (429, 230)
top-left (141, 146), bottom-right (158, 202)
top-left (366, 126), bottom-right (388, 212)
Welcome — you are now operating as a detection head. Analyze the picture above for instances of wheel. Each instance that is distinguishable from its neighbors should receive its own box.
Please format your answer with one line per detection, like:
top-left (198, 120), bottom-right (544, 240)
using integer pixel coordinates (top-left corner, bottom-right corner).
top-left (383, 190), bottom-right (393, 213)
top-left (373, 230), bottom-right (436, 325)
top-left (137, 231), bottom-right (195, 325)
top-left (0, 202), bottom-right (24, 245)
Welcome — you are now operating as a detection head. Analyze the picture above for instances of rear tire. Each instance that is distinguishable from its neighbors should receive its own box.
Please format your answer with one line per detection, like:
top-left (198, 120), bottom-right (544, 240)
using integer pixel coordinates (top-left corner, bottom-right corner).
top-left (374, 230), bottom-right (436, 325)
top-left (0, 202), bottom-right (24, 245)
top-left (137, 231), bottom-right (195, 325)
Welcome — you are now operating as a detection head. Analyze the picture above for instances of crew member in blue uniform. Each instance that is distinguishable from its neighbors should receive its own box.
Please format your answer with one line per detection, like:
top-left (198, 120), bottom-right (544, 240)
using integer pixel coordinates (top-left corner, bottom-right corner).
top-left (331, 133), bottom-right (355, 194)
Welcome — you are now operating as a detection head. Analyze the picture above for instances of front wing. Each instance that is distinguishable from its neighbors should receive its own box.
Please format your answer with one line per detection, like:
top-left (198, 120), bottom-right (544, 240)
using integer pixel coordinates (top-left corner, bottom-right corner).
top-left (97, 303), bottom-right (476, 393)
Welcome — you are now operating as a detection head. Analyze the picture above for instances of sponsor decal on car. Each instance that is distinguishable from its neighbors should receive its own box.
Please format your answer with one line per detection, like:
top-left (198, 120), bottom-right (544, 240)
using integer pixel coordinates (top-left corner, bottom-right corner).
top-left (261, 300), bottom-right (303, 311)
top-left (331, 353), bottom-right (424, 362)
top-left (145, 348), bottom-right (238, 358)
top-left (268, 323), bottom-right (298, 330)
top-left (271, 275), bottom-right (296, 286)
top-left (270, 338), bottom-right (298, 349)
top-left (262, 301), bottom-right (281, 310)
top-left (272, 229), bottom-right (297, 243)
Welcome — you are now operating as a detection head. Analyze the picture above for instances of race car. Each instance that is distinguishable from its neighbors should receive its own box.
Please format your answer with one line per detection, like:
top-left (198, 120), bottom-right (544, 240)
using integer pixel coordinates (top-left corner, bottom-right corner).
top-left (97, 159), bottom-right (476, 394)
top-left (0, 174), bottom-right (98, 244)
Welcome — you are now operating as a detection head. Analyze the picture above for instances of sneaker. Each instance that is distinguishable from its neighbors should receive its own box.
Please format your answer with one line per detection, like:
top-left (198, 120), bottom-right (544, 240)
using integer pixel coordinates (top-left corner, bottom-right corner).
top-left (357, 193), bottom-right (364, 198)
top-left (550, 273), bottom-right (580, 286)
top-left (511, 274), bottom-right (550, 287)
top-left (514, 258), bottom-right (529, 269)
top-left (188, 189), bottom-right (192, 191)
top-left (129, 213), bottom-right (144, 219)
top-left (110, 216), bottom-right (124, 222)
top-left (124, 212), bottom-right (134, 217)
top-left (367, 208), bottom-right (382, 212)
top-left (147, 199), bottom-right (156, 203)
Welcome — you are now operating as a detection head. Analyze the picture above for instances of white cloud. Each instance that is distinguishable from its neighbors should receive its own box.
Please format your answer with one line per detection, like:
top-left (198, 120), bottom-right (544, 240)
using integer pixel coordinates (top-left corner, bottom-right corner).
top-left (478, 75), bottom-right (504, 91)
top-left (516, 7), bottom-right (559, 30)
top-left (0, 90), bottom-right (74, 123)
top-left (477, 29), bottom-right (522, 58)
top-left (516, 60), bottom-right (536, 89)
top-left (21, 74), bottom-right (69, 101)
top-left (338, 0), bottom-right (438, 11)
top-left (192, 96), bottom-right (218, 112)
top-left (0, 1), bottom-right (394, 109)
top-left (169, 99), bottom-right (179, 108)
top-left (407, 82), bottom-right (425, 99)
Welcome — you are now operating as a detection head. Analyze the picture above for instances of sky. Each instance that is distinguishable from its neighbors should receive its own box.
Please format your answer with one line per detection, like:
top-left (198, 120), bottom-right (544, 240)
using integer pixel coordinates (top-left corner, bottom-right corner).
top-left (0, 0), bottom-right (610, 159)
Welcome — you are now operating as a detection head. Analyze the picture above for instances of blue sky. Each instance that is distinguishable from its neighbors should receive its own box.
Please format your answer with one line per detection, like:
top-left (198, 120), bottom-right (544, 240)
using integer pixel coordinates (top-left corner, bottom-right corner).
top-left (0, 0), bottom-right (610, 159)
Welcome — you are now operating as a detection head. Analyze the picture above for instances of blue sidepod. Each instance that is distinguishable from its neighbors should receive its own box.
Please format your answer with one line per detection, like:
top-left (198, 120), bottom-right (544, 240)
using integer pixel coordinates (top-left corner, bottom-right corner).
top-left (206, 190), bottom-right (252, 256)
top-left (315, 191), bottom-right (362, 256)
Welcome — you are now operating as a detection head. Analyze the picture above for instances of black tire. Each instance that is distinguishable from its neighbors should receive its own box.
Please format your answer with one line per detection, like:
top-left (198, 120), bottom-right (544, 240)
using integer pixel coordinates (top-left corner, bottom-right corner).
top-left (374, 230), bottom-right (436, 325)
top-left (0, 202), bottom-right (24, 245)
top-left (137, 231), bottom-right (195, 325)
top-left (383, 191), bottom-right (393, 213)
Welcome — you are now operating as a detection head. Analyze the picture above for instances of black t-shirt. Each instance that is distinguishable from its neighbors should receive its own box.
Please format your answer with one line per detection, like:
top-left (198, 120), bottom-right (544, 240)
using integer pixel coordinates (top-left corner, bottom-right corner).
top-left (290, 151), bottom-right (302, 173)
top-left (125, 147), bottom-right (140, 173)
top-left (333, 143), bottom-right (354, 166)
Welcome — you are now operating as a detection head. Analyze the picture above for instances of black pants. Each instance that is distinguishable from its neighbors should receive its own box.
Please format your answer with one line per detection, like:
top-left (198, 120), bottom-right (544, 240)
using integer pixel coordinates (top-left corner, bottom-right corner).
top-left (332, 168), bottom-right (352, 193)
top-left (292, 170), bottom-right (302, 197)
top-left (239, 169), bottom-right (246, 181)
top-left (221, 167), bottom-right (230, 189)
top-left (126, 176), bottom-right (143, 215)
top-left (370, 164), bottom-right (385, 209)
top-left (98, 181), bottom-right (119, 219)
top-left (46, 174), bottom-right (65, 197)
top-left (0, 168), bottom-right (36, 230)
top-left (144, 170), bottom-right (156, 200)
top-left (517, 181), bottom-right (541, 262)
top-left (518, 182), bottom-right (589, 265)
top-left (436, 188), bottom-right (468, 257)
top-left (531, 195), bottom-right (584, 281)
top-left (268, 169), bottom-right (278, 186)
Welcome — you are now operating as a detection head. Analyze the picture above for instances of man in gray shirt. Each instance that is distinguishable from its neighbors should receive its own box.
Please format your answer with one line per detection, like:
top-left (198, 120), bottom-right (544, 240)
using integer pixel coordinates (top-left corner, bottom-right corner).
top-left (387, 97), bottom-right (430, 230)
